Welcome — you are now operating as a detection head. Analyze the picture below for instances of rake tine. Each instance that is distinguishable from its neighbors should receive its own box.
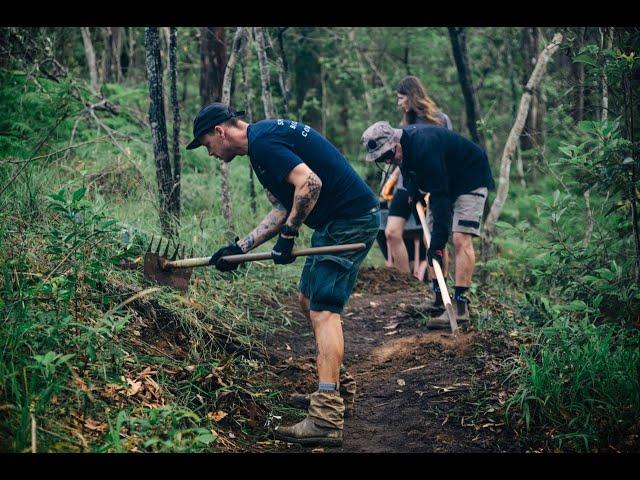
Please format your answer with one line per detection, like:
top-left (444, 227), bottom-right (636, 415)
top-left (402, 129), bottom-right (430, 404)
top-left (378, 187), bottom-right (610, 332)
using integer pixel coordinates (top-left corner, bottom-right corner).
top-left (171, 243), bottom-right (180, 260)
top-left (147, 235), bottom-right (155, 252)
top-left (163, 239), bottom-right (170, 258)
top-left (155, 237), bottom-right (162, 254)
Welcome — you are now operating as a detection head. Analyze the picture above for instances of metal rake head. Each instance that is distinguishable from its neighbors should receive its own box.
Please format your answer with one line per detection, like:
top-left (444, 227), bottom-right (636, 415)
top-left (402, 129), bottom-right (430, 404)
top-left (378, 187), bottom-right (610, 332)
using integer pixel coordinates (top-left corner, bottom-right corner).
top-left (143, 236), bottom-right (193, 292)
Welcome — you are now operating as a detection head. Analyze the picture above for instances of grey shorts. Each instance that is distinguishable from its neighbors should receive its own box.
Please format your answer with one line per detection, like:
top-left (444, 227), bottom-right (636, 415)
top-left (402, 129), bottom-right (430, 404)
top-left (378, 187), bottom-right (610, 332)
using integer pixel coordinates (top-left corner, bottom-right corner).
top-left (426, 187), bottom-right (488, 237)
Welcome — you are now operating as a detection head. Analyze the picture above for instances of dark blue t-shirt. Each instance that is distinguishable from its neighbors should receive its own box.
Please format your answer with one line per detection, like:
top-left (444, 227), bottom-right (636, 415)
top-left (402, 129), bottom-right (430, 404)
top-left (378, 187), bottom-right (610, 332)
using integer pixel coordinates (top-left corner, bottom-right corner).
top-left (247, 119), bottom-right (378, 230)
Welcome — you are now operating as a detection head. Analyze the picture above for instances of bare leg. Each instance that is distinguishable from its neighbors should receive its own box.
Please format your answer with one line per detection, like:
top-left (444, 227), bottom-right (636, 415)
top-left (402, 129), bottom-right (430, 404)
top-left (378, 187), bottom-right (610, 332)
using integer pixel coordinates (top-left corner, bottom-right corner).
top-left (452, 232), bottom-right (474, 287)
top-left (310, 310), bottom-right (343, 384)
top-left (385, 216), bottom-right (410, 273)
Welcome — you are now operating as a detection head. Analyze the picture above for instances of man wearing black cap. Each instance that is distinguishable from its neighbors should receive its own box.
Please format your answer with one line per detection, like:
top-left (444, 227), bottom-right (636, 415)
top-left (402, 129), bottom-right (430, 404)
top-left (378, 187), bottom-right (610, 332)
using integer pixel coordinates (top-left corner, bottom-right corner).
top-left (361, 121), bottom-right (495, 329)
top-left (187, 103), bottom-right (380, 447)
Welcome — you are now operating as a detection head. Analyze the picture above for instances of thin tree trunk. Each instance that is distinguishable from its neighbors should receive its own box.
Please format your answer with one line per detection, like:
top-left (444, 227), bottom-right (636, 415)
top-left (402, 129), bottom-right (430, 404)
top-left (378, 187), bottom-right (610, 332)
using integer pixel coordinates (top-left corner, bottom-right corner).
top-left (218, 27), bottom-right (245, 238)
top-left (112, 27), bottom-right (123, 82)
top-left (521, 28), bottom-right (544, 150)
top-left (127, 27), bottom-right (136, 81)
top-left (349, 28), bottom-right (373, 123)
top-left (572, 27), bottom-right (587, 123)
top-left (448, 27), bottom-right (487, 151)
top-left (168, 27), bottom-right (181, 221)
top-left (80, 27), bottom-right (99, 92)
top-left (320, 60), bottom-right (327, 136)
top-left (275, 27), bottom-right (291, 117)
top-left (254, 27), bottom-right (275, 119)
top-left (507, 33), bottom-right (526, 188)
top-left (199, 27), bottom-right (227, 105)
top-left (145, 27), bottom-right (175, 237)
top-left (265, 27), bottom-right (290, 117)
top-left (481, 33), bottom-right (563, 260)
top-left (241, 28), bottom-right (257, 215)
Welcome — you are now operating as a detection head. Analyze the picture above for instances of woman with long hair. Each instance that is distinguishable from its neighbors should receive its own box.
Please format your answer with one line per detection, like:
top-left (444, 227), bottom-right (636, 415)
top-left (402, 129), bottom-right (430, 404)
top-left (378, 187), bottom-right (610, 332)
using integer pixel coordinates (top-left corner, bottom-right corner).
top-left (382, 75), bottom-right (453, 312)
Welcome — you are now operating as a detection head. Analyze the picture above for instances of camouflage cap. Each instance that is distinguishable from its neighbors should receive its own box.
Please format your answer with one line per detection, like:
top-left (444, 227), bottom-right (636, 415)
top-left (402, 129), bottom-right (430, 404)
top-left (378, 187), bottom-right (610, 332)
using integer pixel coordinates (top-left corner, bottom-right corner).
top-left (361, 121), bottom-right (403, 162)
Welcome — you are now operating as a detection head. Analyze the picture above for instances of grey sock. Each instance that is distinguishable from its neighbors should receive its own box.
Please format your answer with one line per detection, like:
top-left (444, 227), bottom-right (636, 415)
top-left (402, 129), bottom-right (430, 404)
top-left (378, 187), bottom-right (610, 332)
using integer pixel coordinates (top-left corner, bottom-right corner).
top-left (318, 382), bottom-right (337, 392)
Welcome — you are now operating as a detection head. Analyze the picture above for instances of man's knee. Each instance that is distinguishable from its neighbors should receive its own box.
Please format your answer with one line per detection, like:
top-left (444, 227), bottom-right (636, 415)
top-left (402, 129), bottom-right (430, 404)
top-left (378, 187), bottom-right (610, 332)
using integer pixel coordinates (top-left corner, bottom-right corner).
top-left (385, 226), bottom-right (403, 244)
top-left (453, 232), bottom-right (473, 253)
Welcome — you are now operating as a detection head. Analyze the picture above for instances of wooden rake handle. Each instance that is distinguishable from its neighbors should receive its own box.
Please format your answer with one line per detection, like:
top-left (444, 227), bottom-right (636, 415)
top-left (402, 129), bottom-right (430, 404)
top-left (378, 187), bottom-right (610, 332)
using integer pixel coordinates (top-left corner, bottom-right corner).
top-left (162, 243), bottom-right (367, 269)
top-left (415, 194), bottom-right (459, 334)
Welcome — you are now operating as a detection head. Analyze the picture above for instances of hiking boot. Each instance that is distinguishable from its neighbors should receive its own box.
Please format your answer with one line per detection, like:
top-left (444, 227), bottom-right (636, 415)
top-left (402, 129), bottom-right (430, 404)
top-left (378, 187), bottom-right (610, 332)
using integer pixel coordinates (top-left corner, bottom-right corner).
top-left (426, 298), bottom-right (470, 330)
top-left (273, 416), bottom-right (343, 447)
top-left (275, 390), bottom-right (344, 447)
top-left (287, 367), bottom-right (356, 417)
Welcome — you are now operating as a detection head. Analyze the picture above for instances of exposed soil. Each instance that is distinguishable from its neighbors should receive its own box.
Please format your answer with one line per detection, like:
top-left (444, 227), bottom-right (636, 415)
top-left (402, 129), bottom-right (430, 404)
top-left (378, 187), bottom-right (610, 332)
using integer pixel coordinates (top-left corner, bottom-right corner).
top-left (265, 267), bottom-right (522, 453)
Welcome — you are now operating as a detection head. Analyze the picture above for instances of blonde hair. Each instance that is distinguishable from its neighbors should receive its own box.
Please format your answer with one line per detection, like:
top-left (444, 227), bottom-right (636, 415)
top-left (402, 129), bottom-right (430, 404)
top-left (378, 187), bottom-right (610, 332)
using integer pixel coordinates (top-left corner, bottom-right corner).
top-left (396, 76), bottom-right (444, 127)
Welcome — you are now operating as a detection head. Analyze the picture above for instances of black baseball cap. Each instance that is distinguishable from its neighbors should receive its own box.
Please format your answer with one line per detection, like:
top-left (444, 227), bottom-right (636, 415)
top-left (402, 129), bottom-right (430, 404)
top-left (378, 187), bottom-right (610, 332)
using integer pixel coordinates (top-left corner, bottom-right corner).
top-left (186, 102), bottom-right (245, 150)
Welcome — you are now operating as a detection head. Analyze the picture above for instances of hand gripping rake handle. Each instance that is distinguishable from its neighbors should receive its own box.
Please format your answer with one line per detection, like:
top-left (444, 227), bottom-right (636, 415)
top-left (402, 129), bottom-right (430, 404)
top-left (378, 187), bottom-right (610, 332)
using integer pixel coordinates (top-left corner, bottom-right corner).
top-left (415, 194), bottom-right (459, 334)
top-left (158, 243), bottom-right (367, 270)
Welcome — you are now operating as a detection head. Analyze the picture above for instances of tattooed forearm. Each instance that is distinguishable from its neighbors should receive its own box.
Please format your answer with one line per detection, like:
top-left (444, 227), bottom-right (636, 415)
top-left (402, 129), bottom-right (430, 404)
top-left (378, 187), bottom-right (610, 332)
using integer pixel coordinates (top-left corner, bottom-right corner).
top-left (287, 172), bottom-right (322, 230)
top-left (237, 207), bottom-right (288, 253)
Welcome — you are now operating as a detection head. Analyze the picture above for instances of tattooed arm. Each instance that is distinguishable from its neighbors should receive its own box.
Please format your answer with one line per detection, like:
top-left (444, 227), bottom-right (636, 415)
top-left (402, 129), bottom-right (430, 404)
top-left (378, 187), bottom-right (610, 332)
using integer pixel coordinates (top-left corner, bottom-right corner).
top-left (236, 189), bottom-right (288, 253)
top-left (283, 163), bottom-right (322, 233)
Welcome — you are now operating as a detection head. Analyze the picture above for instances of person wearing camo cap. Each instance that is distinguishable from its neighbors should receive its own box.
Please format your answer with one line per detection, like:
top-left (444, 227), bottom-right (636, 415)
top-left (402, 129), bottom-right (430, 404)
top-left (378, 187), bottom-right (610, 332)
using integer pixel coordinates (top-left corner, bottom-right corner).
top-left (361, 120), bottom-right (495, 328)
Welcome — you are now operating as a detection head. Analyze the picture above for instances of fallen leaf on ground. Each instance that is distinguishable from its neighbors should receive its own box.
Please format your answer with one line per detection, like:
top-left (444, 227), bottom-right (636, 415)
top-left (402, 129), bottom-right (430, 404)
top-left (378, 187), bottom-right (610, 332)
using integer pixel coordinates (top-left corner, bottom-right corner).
top-left (126, 379), bottom-right (142, 396)
top-left (383, 322), bottom-right (399, 330)
top-left (208, 411), bottom-right (228, 422)
top-left (369, 301), bottom-right (379, 307)
top-left (385, 330), bottom-right (399, 336)
top-left (397, 379), bottom-right (406, 386)
top-left (84, 419), bottom-right (107, 432)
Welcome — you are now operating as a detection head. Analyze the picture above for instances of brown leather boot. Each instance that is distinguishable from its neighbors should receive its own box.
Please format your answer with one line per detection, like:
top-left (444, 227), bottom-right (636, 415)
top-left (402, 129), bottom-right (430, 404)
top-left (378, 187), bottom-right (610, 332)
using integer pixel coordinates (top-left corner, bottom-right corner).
top-left (426, 298), bottom-right (470, 329)
top-left (275, 390), bottom-right (344, 447)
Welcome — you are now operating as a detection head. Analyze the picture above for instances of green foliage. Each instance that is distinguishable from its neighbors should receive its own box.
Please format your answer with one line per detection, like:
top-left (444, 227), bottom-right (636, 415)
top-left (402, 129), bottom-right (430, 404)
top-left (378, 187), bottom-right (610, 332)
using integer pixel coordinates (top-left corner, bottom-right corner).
top-left (506, 316), bottom-right (640, 451)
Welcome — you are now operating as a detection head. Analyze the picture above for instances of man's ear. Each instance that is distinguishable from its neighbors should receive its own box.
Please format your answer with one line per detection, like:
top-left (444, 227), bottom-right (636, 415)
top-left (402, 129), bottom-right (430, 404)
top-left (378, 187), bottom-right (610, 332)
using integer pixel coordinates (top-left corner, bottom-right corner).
top-left (214, 125), bottom-right (225, 138)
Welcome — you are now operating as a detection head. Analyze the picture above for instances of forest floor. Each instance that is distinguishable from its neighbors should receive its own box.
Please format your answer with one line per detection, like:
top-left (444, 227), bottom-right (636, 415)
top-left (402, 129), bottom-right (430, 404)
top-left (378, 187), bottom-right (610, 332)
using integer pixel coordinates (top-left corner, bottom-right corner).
top-left (261, 267), bottom-right (524, 453)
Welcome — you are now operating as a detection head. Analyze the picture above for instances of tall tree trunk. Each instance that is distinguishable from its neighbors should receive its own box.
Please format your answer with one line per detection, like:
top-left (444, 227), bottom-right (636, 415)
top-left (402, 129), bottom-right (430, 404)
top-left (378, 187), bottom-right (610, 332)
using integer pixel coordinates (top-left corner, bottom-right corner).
top-left (571, 27), bottom-right (587, 123)
top-left (80, 27), bottom-right (99, 92)
top-left (481, 33), bottom-right (563, 261)
top-left (127, 27), bottom-right (136, 81)
top-left (145, 27), bottom-right (175, 237)
top-left (521, 27), bottom-right (544, 150)
top-left (254, 27), bottom-right (275, 119)
top-left (199, 27), bottom-right (227, 105)
top-left (168, 27), bottom-right (181, 221)
top-left (265, 27), bottom-right (290, 117)
top-left (448, 27), bottom-right (487, 151)
top-left (112, 27), bottom-right (123, 82)
top-left (217, 27), bottom-right (245, 239)
top-left (241, 28), bottom-right (257, 215)
top-left (320, 59), bottom-right (327, 136)
top-left (507, 31), bottom-right (526, 188)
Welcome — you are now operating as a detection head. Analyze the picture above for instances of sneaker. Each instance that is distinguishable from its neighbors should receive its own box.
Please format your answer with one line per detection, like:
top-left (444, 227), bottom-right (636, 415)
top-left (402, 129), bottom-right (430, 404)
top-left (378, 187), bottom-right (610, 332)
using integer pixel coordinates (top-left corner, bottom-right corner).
top-left (274, 416), bottom-right (343, 447)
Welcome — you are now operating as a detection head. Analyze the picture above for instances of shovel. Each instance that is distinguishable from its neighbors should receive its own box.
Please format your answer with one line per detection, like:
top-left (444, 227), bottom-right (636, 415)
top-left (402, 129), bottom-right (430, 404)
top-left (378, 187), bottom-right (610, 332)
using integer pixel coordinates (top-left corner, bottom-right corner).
top-left (143, 236), bottom-right (367, 292)
top-left (415, 194), bottom-right (459, 335)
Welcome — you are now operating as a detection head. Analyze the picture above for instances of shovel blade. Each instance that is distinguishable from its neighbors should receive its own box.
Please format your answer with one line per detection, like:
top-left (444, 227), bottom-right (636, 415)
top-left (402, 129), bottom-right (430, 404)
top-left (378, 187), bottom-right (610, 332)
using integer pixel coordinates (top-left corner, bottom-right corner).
top-left (143, 250), bottom-right (192, 292)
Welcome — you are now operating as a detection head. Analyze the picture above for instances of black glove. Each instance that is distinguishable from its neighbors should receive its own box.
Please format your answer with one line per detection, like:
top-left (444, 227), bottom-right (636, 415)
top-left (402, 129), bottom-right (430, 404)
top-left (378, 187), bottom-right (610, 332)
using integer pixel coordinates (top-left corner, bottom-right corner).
top-left (427, 246), bottom-right (444, 268)
top-left (209, 237), bottom-right (243, 271)
top-left (271, 234), bottom-right (296, 264)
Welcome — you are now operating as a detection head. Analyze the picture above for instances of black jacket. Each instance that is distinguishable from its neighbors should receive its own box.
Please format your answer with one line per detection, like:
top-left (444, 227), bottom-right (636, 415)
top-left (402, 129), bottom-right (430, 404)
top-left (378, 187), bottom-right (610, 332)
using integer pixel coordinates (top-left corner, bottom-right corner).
top-left (400, 124), bottom-right (495, 250)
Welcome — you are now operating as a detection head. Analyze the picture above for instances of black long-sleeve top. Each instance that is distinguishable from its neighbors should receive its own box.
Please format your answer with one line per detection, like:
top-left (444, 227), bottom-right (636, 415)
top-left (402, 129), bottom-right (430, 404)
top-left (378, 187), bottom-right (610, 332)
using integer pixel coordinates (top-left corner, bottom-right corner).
top-left (399, 124), bottom-right (495, 250)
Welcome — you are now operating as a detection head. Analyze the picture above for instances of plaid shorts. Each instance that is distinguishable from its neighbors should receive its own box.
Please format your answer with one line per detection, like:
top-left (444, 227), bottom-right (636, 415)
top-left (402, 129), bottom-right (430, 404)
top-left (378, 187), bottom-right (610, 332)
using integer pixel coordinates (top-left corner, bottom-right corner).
top-left (299, 210), bottom-right (380, 313)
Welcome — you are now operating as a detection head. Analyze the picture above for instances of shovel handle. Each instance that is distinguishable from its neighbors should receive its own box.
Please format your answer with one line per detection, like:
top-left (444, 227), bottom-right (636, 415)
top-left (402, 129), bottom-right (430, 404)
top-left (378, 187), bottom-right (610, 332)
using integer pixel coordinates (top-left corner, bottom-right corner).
top-left (415, 195), bottom-right (459, 334)
top-left (163, 243), bottom-right (367, 269)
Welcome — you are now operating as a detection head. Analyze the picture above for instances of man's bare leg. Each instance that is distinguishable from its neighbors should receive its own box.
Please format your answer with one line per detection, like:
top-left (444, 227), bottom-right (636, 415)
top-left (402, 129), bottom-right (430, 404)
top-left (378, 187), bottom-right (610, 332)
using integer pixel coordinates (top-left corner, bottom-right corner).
top-left (385, 216), bottom-right (410, 273)
top-left (453, 232), bottom-right (474, 287)
top-left (310, 310), bottom-right (343, 384)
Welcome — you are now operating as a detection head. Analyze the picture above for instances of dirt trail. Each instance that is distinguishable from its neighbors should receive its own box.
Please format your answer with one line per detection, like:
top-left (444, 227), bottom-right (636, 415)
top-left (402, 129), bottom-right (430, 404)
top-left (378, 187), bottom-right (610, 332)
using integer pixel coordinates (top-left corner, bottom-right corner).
top-left (266, 267), bottom-right (521, 453)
